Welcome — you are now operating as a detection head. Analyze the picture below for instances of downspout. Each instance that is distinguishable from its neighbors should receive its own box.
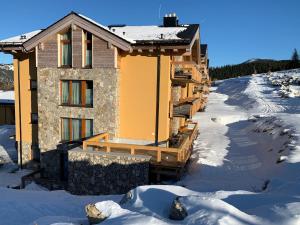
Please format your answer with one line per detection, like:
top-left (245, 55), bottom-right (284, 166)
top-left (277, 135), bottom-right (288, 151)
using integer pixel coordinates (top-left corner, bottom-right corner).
top-left (155, 47), bottom-right (161, 146)
top-left (17, 58), bottom-right (23, 169)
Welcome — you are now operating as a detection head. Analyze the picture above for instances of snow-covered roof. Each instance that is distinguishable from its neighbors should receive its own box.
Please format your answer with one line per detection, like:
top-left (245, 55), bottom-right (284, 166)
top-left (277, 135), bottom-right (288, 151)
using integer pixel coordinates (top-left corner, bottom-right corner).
top-left (0, 30), bottom-right (42, 44)
top-left (0, 91), bottom-right (14, 104)
top-left (109, 25), bottom-right (189, 43)
top-left (0, 12), bottom-right (198, 49)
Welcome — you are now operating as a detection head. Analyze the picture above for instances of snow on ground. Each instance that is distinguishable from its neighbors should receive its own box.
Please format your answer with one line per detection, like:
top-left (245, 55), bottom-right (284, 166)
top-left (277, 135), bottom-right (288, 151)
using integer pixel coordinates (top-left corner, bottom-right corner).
top-left (0, 90), bottom-right (14, 104)
top-left (1, 70), bottom-right (300, 225)
top-left (0, 125), bottom-right (32, 188)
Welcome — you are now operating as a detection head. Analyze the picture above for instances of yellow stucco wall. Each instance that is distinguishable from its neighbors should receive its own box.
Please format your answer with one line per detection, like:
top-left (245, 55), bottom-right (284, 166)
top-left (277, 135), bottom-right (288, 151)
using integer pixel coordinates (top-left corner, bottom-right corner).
top-left (119, 54), bottom-right (171, 142)
top-left (14, 52), bottom-right (38, 144)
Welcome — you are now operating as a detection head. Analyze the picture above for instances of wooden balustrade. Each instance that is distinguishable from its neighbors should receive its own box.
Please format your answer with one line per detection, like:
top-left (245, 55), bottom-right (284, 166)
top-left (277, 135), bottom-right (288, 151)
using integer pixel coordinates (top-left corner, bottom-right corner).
top-left (82, 122), bottom-right (199, 166)
top-left (171, 61), bottom-right (202, 84)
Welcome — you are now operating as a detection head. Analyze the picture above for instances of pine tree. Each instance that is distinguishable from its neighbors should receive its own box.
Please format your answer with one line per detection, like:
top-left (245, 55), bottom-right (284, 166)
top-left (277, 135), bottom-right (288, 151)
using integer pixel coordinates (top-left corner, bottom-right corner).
top-left (292, 49), bottom-right (299, 62)
top-left (290, 49), bottom-right (300, 69)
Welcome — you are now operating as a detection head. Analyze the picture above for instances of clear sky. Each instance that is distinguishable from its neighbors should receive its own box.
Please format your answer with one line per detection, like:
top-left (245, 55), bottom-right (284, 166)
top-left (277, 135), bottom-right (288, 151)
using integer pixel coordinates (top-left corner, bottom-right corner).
top-left (0, 0), bottom-right (299, 66)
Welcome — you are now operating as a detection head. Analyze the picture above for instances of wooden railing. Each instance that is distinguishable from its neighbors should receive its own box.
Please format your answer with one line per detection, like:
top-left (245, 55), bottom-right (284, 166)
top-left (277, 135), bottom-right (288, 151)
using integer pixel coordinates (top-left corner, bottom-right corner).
top-left (83, 122), bottom-right (199, 166)
top-left (171, 61), bottom-right (202, 83)
top-left (173, 97), bottom-right (204, 118)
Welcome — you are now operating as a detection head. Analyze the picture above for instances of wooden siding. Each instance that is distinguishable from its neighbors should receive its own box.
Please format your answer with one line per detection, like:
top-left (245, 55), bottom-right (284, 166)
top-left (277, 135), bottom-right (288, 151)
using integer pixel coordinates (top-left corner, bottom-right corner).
top-left (0, 104), bottom-right (15, 125)
top-left (38, 35), bottom-right (58, 68)
top-left (93, 36), bottom-right (115, 68)
top-left (72, 27), bottom-right (83, 68)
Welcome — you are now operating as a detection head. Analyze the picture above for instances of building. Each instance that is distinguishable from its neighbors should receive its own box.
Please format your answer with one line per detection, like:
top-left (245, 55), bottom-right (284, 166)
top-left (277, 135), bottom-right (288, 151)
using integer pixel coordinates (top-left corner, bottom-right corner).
top-left (0, 91), bottom-right (15, 125)
top-left (0, 12), bottom-right (209, 193)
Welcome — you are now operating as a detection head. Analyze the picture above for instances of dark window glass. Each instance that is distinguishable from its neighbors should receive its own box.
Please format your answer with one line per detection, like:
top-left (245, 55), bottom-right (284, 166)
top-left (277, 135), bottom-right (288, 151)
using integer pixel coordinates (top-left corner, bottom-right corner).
top-left (61, 118), bottom-right (93, 141)
top-left (31, 113), bottom-right (38, 124)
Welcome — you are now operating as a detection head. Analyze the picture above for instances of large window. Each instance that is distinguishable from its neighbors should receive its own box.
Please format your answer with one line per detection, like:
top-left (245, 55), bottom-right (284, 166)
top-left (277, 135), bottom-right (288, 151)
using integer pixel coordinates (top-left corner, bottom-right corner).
top-left (83, 31), bottom-right (92, 68)
top-left (61, 118), bottom-right (93, 141)
top-left (60, 29), bottom-right (72, 67)
top-left (61, 80), bottom-right (93, 107)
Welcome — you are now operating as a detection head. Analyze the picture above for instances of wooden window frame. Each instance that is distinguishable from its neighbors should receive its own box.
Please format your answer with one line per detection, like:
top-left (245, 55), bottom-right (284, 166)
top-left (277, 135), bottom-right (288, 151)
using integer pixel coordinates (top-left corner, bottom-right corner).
top-left (61, 118), bottom-right (93, 142)
top-left (83, 31), bottom-right (92, 68)
top-left (60, 80), bottom-right (93, 107)
top-left (60, 29), bottom-right (72, 68)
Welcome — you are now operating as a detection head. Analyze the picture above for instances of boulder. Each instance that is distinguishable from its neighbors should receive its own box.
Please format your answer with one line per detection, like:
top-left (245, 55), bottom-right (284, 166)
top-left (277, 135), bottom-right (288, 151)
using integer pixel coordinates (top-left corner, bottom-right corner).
top-left (119, 191), bottom-right (133, 205)
top-left (85, 203), bottom-right (107, 224)
top-left (169, 197), bottom-right (188, 221)
top-left (0, 156), bottom-right (5, 168)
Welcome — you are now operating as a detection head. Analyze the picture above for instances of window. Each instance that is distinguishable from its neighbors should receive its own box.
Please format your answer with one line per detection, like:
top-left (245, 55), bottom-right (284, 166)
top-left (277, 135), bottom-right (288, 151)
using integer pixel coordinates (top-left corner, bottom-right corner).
top-left (83, 31), bottom-right (92, 68)
top-left (31, 113), bottom-right (38, 124)
top-left (61, 118), bottom-right (93, 142)
top-left (30, 80), bottom-right (37, 90)
top-left (61, 80), bottom-right (93, 107)
top-left (60, 29), bottom-right (72, 67)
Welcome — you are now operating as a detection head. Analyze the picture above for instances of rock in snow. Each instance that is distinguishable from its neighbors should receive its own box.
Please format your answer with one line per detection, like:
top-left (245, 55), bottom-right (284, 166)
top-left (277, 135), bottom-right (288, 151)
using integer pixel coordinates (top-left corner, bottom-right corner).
top-left (168, 197), bottom-right (188, 220)
top-left (86, 203), bottom-right (108, 224)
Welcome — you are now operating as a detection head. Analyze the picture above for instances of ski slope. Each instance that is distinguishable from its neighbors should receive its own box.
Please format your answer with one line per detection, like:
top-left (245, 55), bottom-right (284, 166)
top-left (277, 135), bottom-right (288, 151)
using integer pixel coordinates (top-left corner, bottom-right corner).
top-left (0, 70), bottom-right (300, 225)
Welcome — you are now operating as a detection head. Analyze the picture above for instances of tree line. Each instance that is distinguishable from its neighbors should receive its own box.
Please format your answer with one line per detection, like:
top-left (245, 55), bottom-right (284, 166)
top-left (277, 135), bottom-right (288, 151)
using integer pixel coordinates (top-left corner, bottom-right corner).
top-left (210, 49), bottom-right (300, 80)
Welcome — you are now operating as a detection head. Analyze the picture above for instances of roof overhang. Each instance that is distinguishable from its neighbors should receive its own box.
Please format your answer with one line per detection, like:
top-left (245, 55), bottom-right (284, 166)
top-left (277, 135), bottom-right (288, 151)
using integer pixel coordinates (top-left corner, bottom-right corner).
top-left (23, 12), bottom-right (132, 52)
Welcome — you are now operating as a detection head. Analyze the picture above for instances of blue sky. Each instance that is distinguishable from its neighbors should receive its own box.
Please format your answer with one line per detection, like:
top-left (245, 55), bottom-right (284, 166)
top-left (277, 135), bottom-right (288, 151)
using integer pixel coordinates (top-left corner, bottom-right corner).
top-left (0, 0), bottom-right (299, 66)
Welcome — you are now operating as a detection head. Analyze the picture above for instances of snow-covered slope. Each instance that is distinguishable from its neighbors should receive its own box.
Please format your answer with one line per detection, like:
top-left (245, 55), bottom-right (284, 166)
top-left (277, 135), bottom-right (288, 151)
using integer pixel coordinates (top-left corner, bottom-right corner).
top-left (0, 70), bottom-right (300, 225)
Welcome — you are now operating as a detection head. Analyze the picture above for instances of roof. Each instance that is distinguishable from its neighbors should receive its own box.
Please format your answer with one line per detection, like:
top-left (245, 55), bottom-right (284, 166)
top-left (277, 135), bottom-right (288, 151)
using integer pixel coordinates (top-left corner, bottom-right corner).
top-left (0, 30), bottom-right (42, 45)
top-left (109, 24), bottom-right (199, 45)
top-left (201, 44), bottom-right (208, 56)
top-left (0, 12), bottom-right (199, 50)
top-left (0, 91), bottom-right (14, 104)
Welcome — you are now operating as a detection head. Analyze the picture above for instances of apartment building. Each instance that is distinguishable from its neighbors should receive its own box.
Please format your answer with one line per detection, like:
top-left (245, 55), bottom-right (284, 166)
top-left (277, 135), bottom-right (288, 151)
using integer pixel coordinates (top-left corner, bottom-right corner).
top-left (0, 12), bottom-right (209, 191)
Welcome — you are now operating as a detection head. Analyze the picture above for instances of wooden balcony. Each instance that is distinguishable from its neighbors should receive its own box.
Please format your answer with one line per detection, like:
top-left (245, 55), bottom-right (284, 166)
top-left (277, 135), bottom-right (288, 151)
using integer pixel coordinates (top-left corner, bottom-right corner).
top-left (171, 61), bottom-right (202, 86)
top-left (82, 122), bottom-right (199, 168)
top-left (172, 97), bottom-right (203, 118)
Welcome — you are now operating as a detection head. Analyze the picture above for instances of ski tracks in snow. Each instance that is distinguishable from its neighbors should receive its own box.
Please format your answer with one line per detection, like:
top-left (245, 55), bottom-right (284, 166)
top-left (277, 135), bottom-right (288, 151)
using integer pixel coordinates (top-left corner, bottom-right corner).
top-left (243, 75), bottom-right (286, 114)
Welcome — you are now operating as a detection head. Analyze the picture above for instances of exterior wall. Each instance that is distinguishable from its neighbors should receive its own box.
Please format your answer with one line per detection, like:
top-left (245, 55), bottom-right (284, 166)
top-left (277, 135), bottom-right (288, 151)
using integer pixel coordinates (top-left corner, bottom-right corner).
top-left (37, 26), bottom-right (115, 69)
top-left (72, 27), bottom-right (83, 68)
top-left (119, 54), bottom-right (171, 142)
top-left (0, 104), bottom-right (15, 125)
top-left (38, 35), bottom-right (58, 68)
top-left (13, 52), bottom-right (38, 166)
top-left (171, 86), bottom-right (181, 135)
top-left (37, 68), bottom-right (119, 177)
top-left (68, 149), bottom-right (150, 195)
top-left (93, 36), bottom-right (115, 68)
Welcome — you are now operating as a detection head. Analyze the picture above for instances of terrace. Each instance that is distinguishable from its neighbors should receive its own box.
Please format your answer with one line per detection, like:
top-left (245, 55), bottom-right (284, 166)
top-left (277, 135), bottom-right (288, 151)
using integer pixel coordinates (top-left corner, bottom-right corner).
top-left (82, 121), bottom-right (199, 179)
top-left (171, 61), bottom-right (202, 86)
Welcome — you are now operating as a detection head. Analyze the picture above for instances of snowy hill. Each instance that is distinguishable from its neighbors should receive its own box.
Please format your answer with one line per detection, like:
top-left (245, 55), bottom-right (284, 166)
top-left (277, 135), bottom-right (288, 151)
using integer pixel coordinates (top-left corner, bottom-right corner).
top-left (0, 69), bottom-right (300, 225)
top-left (241, 58), bottom-right (276, 64)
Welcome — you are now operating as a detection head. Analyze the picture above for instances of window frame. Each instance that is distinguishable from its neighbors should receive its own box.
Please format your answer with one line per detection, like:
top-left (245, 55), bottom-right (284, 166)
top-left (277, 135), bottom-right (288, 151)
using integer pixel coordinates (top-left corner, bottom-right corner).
top-left (31, 113), bottom-right (38, 124)
top-left (61, 118), bottom-right (93, 142)
top-left (60, 29), bottom-right (72, 68)
top-left (83, 31), bottom-right (93, 68)
top-left (30, 79), bottom-right (37, 91)
top-left (60, 80), bottom-right (93, 107)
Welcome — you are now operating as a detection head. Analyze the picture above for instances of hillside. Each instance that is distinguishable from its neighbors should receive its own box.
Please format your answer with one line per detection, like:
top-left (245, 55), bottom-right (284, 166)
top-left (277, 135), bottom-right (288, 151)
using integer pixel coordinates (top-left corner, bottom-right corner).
top-left (0, 69), bottom-right (300, 224)
top-left (210, 59), bottom-right (299, 80)
top-left (0, 64), bottom-right (13, 90)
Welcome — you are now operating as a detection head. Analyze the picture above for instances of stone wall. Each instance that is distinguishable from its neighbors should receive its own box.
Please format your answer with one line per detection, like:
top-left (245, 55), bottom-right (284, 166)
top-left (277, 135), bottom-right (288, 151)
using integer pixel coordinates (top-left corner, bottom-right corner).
top-left (17, 141), bottom-right (31, 166)
top-left (171, 86), bottom-right (181, 135)
top-left (68, 149), bottom-right (150, 195)
top-left (37, 68), bottom-right (120, 178)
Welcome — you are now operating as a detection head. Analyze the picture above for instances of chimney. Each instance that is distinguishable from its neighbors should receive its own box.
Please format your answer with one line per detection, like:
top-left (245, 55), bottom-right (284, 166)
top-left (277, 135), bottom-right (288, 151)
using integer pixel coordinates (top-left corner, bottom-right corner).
top-left (163, 13), bottom-right (179, 27)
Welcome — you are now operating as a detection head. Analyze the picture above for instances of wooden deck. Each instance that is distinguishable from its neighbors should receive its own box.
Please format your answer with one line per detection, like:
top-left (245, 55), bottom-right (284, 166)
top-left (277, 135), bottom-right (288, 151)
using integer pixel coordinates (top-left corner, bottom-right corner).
top-left (171, 61), bottom-right (202, 85)
top-left (82, 122), bottom-right (199, 180)
top-left (173, 97), bottom-right (205, 118)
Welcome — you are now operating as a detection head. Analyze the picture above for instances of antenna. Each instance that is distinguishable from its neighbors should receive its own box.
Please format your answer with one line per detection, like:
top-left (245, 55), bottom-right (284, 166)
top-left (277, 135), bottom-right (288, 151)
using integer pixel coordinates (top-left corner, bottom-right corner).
top-left (158, 3), bottom-right (162, 20)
